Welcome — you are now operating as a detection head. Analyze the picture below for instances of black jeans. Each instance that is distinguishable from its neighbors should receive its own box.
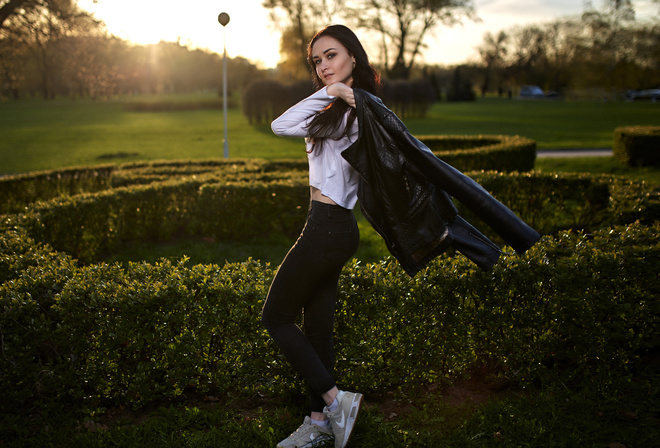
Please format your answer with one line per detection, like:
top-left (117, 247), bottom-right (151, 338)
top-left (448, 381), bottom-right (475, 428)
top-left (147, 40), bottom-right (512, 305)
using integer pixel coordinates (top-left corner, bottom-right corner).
top-left (262, 200), bottom-right (359, 412)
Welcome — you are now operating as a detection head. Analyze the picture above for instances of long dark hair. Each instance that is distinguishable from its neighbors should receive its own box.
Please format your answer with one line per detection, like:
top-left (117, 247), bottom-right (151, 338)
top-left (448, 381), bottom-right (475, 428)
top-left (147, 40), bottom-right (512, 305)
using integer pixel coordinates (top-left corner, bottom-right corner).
top-left (306, 25), bottom-right (381, 152)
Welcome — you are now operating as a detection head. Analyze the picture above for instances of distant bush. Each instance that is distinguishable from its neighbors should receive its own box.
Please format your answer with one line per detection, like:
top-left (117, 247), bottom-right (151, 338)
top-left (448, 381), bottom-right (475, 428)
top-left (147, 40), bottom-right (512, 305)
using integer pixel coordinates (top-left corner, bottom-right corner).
top-left (243, 78), bottom-right (438, 123)
top-left (613, 125), bottom-right (660, 167)
top-left (242, 80), bottom-right (314, 125)
top-left (446, 66), bottom-right (476, 102)
top-left (0, 159), bottom-right (273, 215)
top-left (285, 80), bottom-right (316, 106)
top-left (381, 79), bottom-right (437, 118)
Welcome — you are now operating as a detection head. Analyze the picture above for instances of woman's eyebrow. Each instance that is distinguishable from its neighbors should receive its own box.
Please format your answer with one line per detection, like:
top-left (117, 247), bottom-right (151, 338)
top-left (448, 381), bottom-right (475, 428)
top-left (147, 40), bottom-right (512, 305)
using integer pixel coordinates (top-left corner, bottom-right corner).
top-left (313, 47), bottom-right (337, 59)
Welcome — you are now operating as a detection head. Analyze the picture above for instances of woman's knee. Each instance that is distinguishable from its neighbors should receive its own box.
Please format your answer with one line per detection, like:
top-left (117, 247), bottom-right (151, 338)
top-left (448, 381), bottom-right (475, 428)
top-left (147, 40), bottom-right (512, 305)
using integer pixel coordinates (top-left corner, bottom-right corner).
top-left (261, 299), bottom-right (293, 333)
top-left (261, 304), bottom-right (275, 332)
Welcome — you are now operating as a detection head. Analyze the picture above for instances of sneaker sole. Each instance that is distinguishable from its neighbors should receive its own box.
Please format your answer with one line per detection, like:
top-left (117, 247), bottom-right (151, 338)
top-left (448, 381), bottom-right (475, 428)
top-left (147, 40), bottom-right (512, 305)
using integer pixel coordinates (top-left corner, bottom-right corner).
top-left (302, 433), bottom-right (333, 448)
top-left (339, 393), bottom-right (363, 448)
top-left (277, 432), bottom-right (333, 448)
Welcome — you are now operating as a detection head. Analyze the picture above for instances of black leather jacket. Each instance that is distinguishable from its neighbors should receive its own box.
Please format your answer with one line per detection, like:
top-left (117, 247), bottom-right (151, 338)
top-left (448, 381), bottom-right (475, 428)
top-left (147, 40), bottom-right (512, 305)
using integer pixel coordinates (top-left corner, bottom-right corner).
top-left (342, 89), bottom-right (541, 276)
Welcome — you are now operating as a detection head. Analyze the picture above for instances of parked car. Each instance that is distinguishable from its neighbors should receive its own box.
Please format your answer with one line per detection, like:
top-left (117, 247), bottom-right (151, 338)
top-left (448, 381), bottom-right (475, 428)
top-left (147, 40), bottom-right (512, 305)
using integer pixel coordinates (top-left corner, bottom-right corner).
top-left (519, 85), bottom-right (545, 98)
top-left (626, 88), bottom-right (660, 102)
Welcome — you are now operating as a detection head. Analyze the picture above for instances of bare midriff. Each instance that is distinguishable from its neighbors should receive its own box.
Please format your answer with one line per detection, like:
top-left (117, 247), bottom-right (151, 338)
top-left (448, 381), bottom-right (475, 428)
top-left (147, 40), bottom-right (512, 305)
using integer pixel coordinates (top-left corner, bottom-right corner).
top-left (310, 186), bottom-right (337, 205)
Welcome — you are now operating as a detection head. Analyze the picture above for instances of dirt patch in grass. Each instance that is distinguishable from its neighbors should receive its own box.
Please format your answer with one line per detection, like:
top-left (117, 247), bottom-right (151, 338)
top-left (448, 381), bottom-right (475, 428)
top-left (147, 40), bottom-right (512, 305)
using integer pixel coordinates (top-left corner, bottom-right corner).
top-left (85, 367), bottom-right (518, 436)
top-left (365, 367), bottom-right (517, 426)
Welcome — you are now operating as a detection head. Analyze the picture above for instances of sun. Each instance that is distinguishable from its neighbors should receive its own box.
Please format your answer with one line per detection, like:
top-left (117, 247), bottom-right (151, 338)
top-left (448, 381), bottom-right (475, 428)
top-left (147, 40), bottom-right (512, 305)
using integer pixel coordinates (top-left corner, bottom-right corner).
top-left (79, 0), bottom-right (282, 69)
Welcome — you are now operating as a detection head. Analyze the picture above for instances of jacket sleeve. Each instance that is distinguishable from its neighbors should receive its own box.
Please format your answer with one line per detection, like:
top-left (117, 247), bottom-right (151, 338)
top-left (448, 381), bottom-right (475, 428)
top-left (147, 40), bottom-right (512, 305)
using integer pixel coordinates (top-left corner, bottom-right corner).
top-left (355, 89), bottom-right (541, 256)
top-left (398, 131), bottom-right (540, 254)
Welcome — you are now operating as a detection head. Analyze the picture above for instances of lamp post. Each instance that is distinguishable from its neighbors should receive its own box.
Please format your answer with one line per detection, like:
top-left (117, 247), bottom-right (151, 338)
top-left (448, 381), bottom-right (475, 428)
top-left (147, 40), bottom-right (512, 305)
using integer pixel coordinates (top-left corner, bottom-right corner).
top-left (218, 12), bottom-right (230, 158)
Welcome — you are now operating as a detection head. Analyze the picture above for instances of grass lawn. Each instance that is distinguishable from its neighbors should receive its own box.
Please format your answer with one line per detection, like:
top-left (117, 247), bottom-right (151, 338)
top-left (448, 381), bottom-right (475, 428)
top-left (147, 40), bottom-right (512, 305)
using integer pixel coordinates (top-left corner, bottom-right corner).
top-left (1, 94), bottom-right (659, 174)
top-left (407, 97), bottom-right (660, 149)
top-left (536, 154), bottom-right (660, 184)
top-left (0, 97), bottom-right (304, 174)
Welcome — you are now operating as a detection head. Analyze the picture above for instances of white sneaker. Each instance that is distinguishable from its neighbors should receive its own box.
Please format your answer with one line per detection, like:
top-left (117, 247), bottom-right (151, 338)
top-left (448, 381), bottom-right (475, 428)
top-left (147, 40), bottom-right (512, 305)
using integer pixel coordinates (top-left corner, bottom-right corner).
top-left (276, 416), bottom-right (334, 448)
top-left (323, 390), bottom-right (363, 448)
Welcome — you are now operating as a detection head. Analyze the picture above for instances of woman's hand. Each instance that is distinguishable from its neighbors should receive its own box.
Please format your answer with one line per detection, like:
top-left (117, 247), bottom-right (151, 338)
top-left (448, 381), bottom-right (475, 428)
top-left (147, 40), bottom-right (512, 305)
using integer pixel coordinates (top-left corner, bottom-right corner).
top-left (327, 82), bottom-right (355, 108)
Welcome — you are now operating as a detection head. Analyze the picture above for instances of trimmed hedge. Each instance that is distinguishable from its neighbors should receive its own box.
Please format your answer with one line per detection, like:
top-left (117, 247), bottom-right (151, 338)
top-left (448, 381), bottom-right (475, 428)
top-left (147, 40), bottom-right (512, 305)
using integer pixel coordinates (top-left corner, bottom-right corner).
top-left (6, 166), bottom-right (657, 265)
top-left (1, 223), bottom-right (658, 412)
top-left (613, 125), bottom-right (660, 167)
top-left (420, 135), bottom-right (536, 172)
top-left (1, 158), bottom-right (659, 416)
top-left (0, 165), bottom-right (115, 215)
top-left (10, 175), bottom-right (307, 264)
top-left (0, 134), bottom-right (535, 216)
top-left (0, 159), bottom-right (305, 215)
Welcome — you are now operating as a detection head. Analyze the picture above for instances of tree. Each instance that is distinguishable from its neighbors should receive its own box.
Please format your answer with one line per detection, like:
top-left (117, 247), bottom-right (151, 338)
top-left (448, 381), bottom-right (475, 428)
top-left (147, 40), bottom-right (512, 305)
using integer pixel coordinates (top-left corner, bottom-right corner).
top-left (59, 34), bottom-right (121, 99)
top-left (0, 0), bottom-right (86, 29)
top-left (263, 0), bottom-right (344, 80)
top-left (0, 25), bottom-right (25, 98)
top-left (0, 0), bottom-right (29, 28)
top-left (352, 0), bottom-right (476, 79)
top-left (445, 65), bottom-right (475, 101)
top-left (4, 0), bottom-right (99, 98)
top-left (582, 0), bottom-right (642, 95)
top-left (477, 30), bottom-right (508, 95)
top-left (471, 1), bottom-right (660, 99)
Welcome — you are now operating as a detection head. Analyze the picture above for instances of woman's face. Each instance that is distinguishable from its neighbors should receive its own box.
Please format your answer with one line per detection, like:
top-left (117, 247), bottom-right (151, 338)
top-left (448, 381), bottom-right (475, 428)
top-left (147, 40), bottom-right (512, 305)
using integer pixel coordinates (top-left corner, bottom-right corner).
top-left (311, 36), bottom-right (356, 87)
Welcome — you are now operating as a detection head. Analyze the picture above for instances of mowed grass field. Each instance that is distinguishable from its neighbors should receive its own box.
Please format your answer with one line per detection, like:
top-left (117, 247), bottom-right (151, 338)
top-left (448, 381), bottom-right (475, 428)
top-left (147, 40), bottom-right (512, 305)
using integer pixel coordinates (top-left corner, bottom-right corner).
top-left (1, 93), bottom-right (659, 174)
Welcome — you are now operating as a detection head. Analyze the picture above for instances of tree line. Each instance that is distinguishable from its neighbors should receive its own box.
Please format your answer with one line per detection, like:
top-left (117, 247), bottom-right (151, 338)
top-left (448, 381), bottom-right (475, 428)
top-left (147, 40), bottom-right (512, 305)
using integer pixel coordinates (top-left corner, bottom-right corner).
top-left (0, 0), bottom-right (658, 102)
top-left (265, 0), bottom-right (659, 93)
top-left (0, 0), bottom-right (263, 100)
top-left (472, 1), bottom-right (660, 98)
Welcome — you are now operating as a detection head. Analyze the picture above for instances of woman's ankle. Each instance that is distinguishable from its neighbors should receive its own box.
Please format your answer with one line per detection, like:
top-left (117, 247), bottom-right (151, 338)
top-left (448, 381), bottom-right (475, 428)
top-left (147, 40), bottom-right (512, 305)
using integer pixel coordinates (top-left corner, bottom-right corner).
top-left (310, 411), bottom-right (327, 423)
top-left (322, 386), bottom-right (339, 407)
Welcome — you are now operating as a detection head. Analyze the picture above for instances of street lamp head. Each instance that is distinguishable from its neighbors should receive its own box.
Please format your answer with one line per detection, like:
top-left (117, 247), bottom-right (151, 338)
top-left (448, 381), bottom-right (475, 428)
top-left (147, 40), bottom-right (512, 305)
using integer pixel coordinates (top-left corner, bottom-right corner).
top-left (218, 12), bottom-right (230, 27)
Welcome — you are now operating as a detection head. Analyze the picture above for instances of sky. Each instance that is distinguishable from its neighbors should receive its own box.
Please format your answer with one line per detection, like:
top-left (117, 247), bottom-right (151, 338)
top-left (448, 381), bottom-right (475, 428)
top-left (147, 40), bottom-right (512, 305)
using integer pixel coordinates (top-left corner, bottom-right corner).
top-left (78, 0), bottom-right (658, 69)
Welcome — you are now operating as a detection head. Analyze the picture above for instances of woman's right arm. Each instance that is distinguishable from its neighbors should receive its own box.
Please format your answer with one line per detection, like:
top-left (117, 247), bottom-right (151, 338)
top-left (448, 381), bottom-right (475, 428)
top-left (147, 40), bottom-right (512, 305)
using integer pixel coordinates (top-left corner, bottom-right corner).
top-left (271, 87), bottom-right (336, 137)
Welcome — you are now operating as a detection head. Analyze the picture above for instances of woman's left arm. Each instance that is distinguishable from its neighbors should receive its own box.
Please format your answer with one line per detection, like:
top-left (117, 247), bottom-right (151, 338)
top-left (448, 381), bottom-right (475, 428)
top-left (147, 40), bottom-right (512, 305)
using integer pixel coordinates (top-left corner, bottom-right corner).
top-left (271, 87), bottom-right (336, 137)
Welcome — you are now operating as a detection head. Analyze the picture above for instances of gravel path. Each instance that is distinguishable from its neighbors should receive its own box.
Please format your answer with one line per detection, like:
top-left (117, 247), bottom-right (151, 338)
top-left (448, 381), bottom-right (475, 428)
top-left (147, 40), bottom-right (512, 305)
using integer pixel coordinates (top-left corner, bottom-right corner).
top-left (537, 148), bottom-right (613, 158)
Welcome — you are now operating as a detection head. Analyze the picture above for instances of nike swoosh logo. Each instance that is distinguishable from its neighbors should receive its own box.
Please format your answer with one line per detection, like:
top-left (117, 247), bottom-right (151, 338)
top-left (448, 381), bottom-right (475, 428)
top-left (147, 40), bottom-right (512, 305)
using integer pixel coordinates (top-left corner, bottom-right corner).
top-left (336, 412), bottom-right (346, 429)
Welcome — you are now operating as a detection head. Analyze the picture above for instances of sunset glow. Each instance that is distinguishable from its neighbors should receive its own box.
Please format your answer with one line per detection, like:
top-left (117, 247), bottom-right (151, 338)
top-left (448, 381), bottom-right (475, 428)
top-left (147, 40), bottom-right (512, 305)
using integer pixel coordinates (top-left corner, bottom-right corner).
top-left (78, 0), bottom-right (658, 69)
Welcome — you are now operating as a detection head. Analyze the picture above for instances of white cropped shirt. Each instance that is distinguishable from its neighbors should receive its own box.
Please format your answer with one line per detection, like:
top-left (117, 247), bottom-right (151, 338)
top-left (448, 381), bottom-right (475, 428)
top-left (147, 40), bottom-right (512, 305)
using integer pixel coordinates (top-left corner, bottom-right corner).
top-left (271, 87), bottom-right (360, 210)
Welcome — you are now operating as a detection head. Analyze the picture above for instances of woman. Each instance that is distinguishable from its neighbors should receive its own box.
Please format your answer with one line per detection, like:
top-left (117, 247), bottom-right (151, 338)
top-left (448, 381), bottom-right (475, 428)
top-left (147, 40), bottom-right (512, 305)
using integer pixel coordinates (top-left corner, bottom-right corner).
top-left (261, 24), bottom-right (380, 448)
